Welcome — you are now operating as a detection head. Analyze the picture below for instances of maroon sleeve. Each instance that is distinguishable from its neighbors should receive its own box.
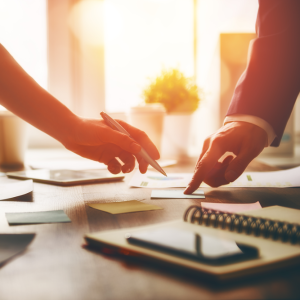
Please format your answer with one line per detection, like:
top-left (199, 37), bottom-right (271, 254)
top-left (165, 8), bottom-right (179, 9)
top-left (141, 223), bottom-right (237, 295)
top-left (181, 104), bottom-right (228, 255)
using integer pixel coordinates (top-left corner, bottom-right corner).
top-left (226, 0), bottom-right (300, 146)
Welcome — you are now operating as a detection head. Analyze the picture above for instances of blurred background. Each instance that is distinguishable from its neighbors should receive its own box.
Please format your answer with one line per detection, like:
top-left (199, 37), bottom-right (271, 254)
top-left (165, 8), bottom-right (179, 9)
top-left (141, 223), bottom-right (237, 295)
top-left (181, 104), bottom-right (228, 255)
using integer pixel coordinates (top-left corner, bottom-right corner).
top-left (1, 0), bottom-right (299, 166)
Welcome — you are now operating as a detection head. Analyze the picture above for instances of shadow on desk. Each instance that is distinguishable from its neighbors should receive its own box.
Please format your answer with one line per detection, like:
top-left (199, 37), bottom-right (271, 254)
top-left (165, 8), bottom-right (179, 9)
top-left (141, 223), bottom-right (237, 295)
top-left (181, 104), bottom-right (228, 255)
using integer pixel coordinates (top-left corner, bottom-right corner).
top-left (204, 188), bottom-right (300, 210)
top-left (83, 243), bottom-right (300, 293)
top-left (4, 191), bottom-right (33, 202)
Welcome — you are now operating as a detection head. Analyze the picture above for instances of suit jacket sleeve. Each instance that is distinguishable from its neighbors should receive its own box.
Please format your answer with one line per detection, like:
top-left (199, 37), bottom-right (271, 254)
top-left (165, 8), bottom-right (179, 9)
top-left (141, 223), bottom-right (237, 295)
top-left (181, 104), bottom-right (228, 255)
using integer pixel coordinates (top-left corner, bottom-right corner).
top-left (226, 0), bottom-right (300, 146)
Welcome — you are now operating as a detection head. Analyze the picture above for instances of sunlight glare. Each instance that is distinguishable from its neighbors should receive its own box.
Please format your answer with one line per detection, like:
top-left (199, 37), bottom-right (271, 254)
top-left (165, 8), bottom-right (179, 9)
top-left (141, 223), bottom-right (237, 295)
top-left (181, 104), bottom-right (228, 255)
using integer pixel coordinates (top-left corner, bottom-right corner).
top-left (69, 0), bottom-right (104, 46)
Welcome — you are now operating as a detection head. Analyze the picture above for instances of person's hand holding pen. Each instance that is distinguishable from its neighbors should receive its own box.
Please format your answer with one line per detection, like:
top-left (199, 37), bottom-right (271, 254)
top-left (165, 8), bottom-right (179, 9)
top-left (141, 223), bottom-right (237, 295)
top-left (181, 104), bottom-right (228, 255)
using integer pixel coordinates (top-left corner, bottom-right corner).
top-left (64, 117), bottom-right (160, 175)
top-left (0, 44), bottom-right (160, 174)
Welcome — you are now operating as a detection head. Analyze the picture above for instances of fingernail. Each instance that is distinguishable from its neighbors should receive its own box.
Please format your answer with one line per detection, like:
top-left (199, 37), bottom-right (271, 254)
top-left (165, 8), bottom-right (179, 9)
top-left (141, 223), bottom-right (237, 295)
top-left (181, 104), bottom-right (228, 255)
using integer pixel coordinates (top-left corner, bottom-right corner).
top-left (130, 142), bottom-right (141, 153)
top-left (225, 170), bottom-right (238, 182)
top-left (184, 185), bottom-right (191, 194)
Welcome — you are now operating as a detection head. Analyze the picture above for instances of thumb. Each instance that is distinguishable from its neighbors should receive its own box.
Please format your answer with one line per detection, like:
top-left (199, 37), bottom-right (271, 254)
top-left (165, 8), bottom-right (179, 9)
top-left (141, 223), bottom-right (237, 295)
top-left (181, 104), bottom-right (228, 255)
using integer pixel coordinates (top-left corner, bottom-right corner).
top-left (224, 151), bottom-right (257, 182)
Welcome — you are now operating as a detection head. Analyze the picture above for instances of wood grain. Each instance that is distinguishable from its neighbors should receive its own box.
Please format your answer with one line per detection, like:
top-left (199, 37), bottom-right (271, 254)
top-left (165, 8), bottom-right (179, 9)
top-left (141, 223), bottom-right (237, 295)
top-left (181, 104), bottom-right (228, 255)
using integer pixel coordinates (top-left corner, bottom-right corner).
top-left (0, 158), bottom-right (299, 300)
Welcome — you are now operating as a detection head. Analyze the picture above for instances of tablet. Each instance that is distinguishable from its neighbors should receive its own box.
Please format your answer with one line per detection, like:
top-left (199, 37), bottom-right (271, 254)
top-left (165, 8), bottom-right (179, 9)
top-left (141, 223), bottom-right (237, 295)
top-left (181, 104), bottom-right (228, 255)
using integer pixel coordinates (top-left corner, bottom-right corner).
top-left (7, 169), bottom-right (125, 186)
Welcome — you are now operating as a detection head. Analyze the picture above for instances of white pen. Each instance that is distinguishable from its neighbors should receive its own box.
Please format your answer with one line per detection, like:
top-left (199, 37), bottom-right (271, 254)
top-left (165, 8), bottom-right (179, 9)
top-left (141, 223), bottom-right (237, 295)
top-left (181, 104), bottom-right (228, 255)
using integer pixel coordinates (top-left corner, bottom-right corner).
top-left (100, 111), bottom-right (167, 177)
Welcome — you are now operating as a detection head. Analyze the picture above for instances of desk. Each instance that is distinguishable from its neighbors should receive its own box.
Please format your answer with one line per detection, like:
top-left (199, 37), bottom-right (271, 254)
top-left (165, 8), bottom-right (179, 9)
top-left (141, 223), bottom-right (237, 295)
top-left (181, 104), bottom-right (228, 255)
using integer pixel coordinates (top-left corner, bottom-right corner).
top-left (0, 157), bottom-right (300, 300)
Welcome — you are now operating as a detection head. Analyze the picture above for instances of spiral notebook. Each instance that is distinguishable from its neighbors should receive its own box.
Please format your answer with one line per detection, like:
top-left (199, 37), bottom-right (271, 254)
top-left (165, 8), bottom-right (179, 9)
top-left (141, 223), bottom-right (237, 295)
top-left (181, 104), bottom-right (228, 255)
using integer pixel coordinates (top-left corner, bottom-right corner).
top-left (85, 205), bottom-right (300, 281)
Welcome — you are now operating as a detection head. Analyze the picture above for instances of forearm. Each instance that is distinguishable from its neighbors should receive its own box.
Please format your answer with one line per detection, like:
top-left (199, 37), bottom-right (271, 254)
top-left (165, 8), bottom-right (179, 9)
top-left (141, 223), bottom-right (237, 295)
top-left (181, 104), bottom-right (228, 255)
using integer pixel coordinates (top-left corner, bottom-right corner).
top-left (226, 0), bottom-right (300, 146)
top-left (0, 44), bottom-right (78, 145)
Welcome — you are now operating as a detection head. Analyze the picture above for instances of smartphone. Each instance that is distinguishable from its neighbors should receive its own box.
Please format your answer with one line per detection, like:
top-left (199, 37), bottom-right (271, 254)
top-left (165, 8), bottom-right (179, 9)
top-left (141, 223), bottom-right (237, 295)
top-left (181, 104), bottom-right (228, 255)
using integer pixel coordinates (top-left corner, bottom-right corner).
top-left (126, 228), bottom-right (258, 265)
top-left (7, 169), bottom-right (124, 186)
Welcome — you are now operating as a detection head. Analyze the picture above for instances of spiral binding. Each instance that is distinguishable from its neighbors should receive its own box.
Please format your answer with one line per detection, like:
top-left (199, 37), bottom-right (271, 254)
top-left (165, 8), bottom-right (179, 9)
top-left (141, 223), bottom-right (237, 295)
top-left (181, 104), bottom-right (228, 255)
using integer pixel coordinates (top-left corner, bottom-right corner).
top-left (184, 205), bottom-right (300, 244)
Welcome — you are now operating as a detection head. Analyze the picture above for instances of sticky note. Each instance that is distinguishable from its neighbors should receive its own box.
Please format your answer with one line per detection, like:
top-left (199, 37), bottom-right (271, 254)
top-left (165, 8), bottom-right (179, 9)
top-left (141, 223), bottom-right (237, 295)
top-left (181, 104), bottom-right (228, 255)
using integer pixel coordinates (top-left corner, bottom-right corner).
top-left (88, 200), bottom-right (163, 214)
top-left (201, 201), bottom-right (262, 213)
top-left (0, 234), bottom-right (35, 264)
top-left (151, 189), bottom-right (205, 199)
top-left (6, 210), bottom-right (71, 225)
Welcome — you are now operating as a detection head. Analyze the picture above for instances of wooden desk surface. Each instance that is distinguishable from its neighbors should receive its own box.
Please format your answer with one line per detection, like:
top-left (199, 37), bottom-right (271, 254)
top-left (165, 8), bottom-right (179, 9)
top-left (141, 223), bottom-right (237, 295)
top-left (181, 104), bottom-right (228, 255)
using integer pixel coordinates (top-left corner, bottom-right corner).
top-left (0, 158), bottom-right (300, 300)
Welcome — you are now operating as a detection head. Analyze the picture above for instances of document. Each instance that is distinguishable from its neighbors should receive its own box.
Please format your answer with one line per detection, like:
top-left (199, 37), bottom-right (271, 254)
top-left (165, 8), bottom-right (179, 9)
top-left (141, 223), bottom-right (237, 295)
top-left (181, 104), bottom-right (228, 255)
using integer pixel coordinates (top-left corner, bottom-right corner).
top-left (0, 180), bottom-right (33, 200)
top-left (131, 166), bottom-right (300, 189)
top-left (151, 189), bottom-right (205, 199)
top-left (225, 166), bottom-right (300, 188)
top-left (88, 200), bottom-right (163, 214)
top-left (6, 210), bottom-right (71, 225)
top-left (0, 234), bottom-right (35, 265)
top-left (129, 171), bottom-right (192, 188)
top-left (201, 201), bottom-right (262, 213)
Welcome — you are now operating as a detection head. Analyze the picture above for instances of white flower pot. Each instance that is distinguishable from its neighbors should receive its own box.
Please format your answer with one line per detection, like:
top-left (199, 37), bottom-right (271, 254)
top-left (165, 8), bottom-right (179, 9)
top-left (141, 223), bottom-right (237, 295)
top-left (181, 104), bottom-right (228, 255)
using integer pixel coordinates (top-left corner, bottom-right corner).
top-left (161, 113), bottom-right (193, 159)
top-left (0, 110), bottom-right (28, 166)
top-left (127, 104), bottom-right (166, 152)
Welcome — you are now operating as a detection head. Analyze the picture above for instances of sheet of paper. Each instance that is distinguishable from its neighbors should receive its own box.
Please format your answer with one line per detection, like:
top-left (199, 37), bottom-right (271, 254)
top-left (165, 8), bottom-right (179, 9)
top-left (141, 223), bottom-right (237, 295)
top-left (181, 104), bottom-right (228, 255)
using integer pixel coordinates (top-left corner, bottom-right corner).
top-left (88, 200), bottom-right (163, 214)
top-left (201, 201), bottom-right (262, 213)
top-left (223, 166), bottom-right (300, 188)
top-left (151, 189), bottom-right (205, 199)
top-left (0, 180), bottom-right (33, 201)
top-left (130, 166), bottom-right (300, 189)
top-left (0, 234), bottom-right (35, 265)
top-left (6, 210), bottom-right (71, 225)
top-left (129, 170), bottom-right (192, 188)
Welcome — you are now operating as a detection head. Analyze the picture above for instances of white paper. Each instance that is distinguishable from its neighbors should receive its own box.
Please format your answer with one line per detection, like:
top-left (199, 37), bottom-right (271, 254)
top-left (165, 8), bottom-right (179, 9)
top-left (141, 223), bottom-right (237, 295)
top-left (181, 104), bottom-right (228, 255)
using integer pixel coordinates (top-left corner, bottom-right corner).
top-left (151, 189), bottom-right (205, 199)
top-left (129, 170), bottom-right (192, 188)
top-left (0, 180), bottom-right (33, 200)
top-left (223, 166), bottom-right (300, 188)
top-left (130, 167), bottom-right (300, 189)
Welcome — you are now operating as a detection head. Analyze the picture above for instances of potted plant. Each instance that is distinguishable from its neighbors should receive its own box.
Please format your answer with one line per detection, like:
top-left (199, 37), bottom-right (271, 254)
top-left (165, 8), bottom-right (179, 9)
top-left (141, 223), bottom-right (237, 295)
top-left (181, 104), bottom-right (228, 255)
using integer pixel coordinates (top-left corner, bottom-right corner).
top-left (142, 68), bottom-right (202, 158)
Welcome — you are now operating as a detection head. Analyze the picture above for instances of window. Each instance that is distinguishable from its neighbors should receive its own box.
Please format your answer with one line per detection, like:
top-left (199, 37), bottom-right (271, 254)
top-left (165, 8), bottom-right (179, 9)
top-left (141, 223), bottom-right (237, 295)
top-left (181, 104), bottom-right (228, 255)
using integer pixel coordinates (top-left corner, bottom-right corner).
top-left (0, 0), bottom-right (47, 89)
top-left (0, 0), bottom-right (260, 150)
top-left (104, 0), bottom-right (194, 112)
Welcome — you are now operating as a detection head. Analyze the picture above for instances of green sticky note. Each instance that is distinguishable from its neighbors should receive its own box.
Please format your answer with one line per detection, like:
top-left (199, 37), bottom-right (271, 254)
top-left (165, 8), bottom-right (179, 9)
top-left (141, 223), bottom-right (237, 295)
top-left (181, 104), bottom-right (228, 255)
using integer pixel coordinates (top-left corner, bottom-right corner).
top-left (247, 175), bottom-right (252, 181)
top-left (6, 210), bottom-right (71, 225)
top-left (88, 200), bottom-right (163, 214)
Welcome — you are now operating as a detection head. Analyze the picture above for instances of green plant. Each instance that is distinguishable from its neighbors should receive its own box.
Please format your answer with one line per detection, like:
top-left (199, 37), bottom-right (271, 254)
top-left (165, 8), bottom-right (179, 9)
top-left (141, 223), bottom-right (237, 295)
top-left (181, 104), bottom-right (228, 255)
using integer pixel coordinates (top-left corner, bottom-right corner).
top-left (142, 69), bottom-right (202, 113)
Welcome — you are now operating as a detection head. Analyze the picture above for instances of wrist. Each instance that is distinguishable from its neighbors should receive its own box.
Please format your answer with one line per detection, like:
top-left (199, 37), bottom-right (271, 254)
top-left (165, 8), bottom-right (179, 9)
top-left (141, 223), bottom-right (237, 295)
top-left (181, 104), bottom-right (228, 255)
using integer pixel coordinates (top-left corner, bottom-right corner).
top-left (58, 113), bottom-right (82, 149)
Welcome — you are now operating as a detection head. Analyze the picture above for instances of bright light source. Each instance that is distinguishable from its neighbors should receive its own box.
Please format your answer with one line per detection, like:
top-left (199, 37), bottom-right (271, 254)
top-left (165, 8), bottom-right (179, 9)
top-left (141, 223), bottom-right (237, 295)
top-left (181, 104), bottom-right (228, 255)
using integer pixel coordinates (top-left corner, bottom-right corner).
top-left (69, 0), bottom-right (105, 46)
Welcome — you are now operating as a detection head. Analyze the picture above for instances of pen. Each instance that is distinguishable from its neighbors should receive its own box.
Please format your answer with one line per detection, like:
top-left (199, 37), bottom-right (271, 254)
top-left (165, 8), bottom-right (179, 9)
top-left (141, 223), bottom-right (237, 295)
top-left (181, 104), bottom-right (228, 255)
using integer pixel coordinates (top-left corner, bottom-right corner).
top-left (100, 111), bottom-right (167, 177)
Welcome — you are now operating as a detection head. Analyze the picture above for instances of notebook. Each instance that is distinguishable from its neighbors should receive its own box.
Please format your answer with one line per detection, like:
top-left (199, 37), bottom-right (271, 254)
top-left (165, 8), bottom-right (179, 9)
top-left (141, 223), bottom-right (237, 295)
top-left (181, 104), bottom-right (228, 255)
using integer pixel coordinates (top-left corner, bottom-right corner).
top-left (84, 205), bottom-right (300, 281)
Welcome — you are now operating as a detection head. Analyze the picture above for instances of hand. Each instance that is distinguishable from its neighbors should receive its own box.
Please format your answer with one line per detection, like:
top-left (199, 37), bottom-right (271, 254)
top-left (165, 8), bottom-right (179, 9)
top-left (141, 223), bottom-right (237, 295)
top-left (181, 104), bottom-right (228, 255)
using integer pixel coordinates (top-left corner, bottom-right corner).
top-left (184, 122), bottom-right (268, 193)
top-left (64, 117), bottom-right (160, 174)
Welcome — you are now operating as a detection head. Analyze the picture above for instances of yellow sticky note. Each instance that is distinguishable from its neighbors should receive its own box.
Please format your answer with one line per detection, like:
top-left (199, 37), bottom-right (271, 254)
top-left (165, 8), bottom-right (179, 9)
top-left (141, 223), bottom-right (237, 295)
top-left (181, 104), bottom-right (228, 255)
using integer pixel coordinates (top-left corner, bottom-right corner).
top-left (88, 200), bottom-right (163, 214)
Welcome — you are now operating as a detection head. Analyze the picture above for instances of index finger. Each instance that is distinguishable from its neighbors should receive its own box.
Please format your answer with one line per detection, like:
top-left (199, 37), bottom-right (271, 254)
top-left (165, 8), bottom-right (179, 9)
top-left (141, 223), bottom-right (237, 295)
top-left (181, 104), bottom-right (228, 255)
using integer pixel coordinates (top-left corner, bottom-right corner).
top-left (184, 147), bottom-right (222, 194)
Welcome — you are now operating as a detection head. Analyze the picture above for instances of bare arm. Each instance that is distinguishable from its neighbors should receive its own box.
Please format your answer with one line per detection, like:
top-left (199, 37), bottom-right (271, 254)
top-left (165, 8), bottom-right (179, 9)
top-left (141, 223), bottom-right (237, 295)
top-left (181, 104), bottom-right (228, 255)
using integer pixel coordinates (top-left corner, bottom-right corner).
top-left (0, 44), bottom-right (159, 173)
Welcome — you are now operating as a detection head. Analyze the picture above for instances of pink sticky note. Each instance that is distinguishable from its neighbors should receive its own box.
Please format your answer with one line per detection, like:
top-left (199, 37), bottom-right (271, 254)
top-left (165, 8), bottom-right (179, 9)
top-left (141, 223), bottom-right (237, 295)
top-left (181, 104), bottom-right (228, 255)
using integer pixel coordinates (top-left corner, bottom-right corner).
top-left (201, 201), bottom-right (262, 213)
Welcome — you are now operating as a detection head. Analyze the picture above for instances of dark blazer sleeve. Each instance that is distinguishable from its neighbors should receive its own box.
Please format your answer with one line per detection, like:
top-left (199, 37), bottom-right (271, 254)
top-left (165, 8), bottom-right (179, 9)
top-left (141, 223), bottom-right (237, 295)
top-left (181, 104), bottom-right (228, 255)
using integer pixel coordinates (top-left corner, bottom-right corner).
top-left (226, 0), bottom-right (300, 146)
